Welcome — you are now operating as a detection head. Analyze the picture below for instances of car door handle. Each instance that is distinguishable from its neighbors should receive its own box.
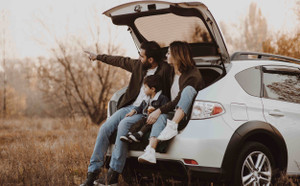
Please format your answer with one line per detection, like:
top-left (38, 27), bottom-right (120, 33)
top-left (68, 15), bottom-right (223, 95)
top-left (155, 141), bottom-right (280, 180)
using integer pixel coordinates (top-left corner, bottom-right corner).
top-left (268, 110), bottom-right (284, 117)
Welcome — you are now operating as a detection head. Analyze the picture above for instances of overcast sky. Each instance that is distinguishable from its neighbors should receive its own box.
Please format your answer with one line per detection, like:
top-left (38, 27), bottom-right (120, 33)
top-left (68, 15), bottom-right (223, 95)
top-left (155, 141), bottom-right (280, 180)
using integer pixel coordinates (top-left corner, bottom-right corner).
top-left (0, 0), bottom-right (298, 59)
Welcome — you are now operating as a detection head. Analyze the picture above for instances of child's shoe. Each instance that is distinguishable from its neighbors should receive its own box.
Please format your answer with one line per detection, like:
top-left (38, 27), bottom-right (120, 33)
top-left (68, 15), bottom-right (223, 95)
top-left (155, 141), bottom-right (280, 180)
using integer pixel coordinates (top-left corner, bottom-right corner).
top-left (138, 145), bottom-right (156, 164)
top-left (120, 133), bottom-right (132, 143)
top-left (128, 132), bottom-right (142, 142)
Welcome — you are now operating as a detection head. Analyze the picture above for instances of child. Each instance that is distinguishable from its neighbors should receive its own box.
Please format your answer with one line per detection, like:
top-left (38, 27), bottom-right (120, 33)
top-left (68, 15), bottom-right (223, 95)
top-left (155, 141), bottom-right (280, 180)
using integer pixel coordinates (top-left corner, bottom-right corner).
top-left (120, 75), bottom-right (169, 143)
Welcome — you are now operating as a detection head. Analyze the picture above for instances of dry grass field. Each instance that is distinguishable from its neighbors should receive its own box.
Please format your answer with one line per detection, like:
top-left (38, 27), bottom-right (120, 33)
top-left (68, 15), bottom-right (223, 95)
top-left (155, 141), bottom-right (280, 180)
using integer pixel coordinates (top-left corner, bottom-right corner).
top-left (0, 118), bottom-right (98, 186)
top-left (0, 118), bottom-right (299, 186)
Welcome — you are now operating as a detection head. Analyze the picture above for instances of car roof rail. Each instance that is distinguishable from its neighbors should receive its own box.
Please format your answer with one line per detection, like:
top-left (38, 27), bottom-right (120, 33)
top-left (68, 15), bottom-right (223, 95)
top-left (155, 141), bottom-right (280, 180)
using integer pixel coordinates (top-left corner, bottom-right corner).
top-left (231, 51), bottom-right (300, 65)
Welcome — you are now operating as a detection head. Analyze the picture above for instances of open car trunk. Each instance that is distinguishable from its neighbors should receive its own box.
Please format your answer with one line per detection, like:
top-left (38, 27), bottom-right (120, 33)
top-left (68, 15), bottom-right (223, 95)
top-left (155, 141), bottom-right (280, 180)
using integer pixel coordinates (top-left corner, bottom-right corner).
top-left (103, 1), bottom-right (230, 65)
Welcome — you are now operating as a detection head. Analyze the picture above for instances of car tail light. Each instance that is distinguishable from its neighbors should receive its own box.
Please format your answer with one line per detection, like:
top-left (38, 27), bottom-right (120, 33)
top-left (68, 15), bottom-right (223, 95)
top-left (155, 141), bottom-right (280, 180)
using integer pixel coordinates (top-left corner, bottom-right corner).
top-left (191, 101), bottom-right (225, 119)
top-left (183, 159), bottom-right (198, 165)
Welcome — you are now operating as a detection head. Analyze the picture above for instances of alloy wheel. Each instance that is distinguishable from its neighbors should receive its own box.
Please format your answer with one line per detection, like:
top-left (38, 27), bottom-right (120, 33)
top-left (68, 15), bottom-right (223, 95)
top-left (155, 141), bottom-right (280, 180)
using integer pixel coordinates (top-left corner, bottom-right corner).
top-left (241, 151), bottom-right (272, 186)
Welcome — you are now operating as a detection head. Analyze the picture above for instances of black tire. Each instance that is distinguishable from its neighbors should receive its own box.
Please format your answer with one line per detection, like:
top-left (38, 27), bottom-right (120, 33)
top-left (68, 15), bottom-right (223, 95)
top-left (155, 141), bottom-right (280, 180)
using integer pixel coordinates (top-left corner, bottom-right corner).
top-left (232, 142), bottom-right (275, 186)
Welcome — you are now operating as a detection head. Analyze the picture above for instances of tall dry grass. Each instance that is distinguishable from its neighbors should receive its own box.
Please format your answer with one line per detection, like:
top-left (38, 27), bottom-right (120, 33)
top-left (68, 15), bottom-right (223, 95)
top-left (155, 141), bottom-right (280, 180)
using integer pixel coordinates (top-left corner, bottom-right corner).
top-left (0, 118), bottom-right (299, 186)
top-left (0, 117), bottom-right (98, 186)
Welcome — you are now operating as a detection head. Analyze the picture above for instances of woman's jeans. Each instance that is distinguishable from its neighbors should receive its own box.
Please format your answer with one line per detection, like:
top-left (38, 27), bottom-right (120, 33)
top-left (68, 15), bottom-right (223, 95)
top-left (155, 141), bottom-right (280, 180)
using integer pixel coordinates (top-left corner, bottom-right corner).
top-left (150, 86), bottom-right (197, 137)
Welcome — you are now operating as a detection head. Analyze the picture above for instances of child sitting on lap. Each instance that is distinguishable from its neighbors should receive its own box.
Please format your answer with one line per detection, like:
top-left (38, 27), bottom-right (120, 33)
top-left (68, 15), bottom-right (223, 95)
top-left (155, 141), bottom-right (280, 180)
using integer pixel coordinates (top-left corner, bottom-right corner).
top-left (120, 75), bottom-right (169, 143)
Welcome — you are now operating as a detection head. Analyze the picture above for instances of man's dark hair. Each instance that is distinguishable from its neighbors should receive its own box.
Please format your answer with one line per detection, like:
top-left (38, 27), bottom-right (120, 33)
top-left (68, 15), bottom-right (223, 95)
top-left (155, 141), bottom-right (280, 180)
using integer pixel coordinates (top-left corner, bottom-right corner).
top-left (143, 75), bottom-right (162, 93)
top-left (140, 41), bottom-right (162, 63)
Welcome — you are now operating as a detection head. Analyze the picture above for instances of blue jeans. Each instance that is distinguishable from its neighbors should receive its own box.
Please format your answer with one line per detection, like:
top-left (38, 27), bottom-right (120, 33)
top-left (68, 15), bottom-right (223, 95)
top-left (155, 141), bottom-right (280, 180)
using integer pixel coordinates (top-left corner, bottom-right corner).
top-left (150, 86), bottom-right (197, 138)
top-left (150, 114), bottom-right (168, 137)
top-left (88, 105), bottom-right (143, 173)
top-left (176, 86), bottom-right (197, 114)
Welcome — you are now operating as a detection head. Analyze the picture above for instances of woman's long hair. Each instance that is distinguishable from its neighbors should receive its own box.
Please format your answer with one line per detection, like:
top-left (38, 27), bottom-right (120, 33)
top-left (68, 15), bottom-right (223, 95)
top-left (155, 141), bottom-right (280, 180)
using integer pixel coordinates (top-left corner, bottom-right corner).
top-left (169, 41), bottom-right (195, 73)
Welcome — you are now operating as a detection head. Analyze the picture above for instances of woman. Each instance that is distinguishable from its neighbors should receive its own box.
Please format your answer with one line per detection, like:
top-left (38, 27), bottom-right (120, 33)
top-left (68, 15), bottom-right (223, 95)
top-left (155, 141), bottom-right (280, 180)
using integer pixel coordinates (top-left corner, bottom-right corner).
top-left (138, 41), bottom-right (205, 163)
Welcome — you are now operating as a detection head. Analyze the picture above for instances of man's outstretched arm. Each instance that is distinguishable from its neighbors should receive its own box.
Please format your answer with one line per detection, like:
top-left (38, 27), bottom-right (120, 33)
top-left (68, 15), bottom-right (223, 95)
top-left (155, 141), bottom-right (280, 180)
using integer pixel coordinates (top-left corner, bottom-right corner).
top-left (84, 51), bottom-right (138, 73)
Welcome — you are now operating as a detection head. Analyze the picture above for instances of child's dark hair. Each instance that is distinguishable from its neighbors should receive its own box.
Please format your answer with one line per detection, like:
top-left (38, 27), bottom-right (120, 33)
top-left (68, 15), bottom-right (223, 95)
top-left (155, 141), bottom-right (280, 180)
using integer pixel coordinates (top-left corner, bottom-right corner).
top-left (144, 75), bottom-right (162, 93)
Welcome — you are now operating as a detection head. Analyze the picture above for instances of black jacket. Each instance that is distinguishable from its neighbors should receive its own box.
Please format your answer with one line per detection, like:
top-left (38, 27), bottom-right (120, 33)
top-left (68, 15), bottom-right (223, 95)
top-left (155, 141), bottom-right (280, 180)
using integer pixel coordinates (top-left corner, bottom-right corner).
top-left (134, 91), bottom-right (169, 116)
top-left (160, 67), bottom-right (205, 114)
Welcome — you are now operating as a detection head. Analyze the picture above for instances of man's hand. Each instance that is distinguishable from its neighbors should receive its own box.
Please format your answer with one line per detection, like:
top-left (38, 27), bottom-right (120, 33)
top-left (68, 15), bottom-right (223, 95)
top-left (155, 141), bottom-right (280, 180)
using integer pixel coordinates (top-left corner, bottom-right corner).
top-left (125, 110), bottom-right (136, 117)
top-left (84, 51), bottom-right (97, 61)
top-left (146, 109), bottom-right (161, 125)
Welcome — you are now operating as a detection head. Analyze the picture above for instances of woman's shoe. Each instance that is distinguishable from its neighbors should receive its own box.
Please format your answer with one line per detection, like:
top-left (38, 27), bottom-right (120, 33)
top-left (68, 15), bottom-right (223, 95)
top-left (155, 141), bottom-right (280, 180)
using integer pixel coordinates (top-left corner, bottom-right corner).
top-left (157, 119), bottom-right (178, 141)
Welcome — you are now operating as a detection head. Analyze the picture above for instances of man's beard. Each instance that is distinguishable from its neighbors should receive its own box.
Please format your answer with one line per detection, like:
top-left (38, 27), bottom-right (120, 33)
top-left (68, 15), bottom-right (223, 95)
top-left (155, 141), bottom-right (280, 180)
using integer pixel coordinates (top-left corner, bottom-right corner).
top-left (142, 60), bottom-right (152, 70)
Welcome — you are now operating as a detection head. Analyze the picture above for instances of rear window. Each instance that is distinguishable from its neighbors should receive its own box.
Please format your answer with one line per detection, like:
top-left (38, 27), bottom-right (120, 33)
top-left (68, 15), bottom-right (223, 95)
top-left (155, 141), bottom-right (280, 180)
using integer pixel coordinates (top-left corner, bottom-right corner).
top-left (262, 66), bottom-right (300, 104)
top-left (235, 66), bottom-right (261, 97)
top-left (134, 13), bottom-right (213, 47)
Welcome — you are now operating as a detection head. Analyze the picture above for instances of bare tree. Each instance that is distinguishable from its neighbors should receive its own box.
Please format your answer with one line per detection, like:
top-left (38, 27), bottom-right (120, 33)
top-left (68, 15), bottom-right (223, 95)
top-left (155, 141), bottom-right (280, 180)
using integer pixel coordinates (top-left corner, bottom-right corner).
top-left (244, 3), bottom-right (268, 51)
top-left (0, 10), bottom-right (8, 118)
top-left (262, 32), bottom-right (300, 59)
top-left (34, 11), bottom-right (129, 124)
top-left (220, 2), bottom-right (268, 52)
top-left (188, 23), bottom-right (212, 43)
top-left (296, 0), bottom-right (300, 24)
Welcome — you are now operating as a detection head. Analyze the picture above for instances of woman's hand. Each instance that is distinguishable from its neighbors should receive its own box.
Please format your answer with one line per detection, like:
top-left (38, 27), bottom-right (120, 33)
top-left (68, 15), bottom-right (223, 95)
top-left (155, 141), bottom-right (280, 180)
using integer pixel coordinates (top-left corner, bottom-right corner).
top-left (84, 51), bottom-right (97, 61)
top-left (125, 110), bottom-right (136, 117)
top-left (146, 109), bottom-right (161, 124)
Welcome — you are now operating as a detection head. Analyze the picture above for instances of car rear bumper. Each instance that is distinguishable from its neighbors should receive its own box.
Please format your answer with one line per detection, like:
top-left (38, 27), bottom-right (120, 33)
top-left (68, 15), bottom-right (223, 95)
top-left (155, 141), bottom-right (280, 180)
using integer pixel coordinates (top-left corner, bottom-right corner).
top-left (119, 157), bottom-right (224, 182)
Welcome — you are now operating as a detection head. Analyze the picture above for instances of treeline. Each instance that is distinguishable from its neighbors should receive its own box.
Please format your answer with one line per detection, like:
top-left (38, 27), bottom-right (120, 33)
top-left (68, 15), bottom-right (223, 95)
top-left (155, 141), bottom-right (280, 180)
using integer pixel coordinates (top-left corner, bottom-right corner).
top-left (0, 54), bottom-right (129, 123)
top-left (221, 2), bottom-right (300, 59)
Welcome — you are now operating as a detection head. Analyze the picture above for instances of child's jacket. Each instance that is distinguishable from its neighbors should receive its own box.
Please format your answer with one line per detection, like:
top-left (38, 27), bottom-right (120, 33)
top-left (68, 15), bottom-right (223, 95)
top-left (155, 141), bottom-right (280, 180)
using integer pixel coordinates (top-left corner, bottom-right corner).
top-left (134, 91), bottom-right (169, 116)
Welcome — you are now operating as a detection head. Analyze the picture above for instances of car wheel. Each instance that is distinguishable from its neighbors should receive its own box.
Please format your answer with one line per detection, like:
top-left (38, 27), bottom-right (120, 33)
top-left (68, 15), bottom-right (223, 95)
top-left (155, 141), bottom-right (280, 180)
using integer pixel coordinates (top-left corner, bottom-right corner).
top-left (233, 142), bottom-right (275, 186)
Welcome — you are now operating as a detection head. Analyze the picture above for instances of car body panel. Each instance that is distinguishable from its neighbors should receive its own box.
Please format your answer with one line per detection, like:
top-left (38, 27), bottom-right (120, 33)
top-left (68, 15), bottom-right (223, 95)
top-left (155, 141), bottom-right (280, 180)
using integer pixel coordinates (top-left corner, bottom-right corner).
top-left (195, 62), bottom-right (266, 130)
top-left (119, 117), bottom-right (233, 168)
top-left (262, 96), bottom-right (300, 175)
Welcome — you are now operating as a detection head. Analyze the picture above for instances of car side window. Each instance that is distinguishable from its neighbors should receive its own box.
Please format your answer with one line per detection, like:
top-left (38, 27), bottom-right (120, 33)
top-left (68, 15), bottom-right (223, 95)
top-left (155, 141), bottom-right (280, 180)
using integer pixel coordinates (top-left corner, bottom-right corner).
top-left (262, 66), bottom-right (300, 104)
top-left (235, 66), bottom-right (261, 97)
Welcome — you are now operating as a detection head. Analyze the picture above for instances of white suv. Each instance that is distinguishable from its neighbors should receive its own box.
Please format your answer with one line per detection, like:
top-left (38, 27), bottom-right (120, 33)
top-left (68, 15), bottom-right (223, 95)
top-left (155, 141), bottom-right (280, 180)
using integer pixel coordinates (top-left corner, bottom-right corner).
top-left (103, 1), bottom-right (300, 185)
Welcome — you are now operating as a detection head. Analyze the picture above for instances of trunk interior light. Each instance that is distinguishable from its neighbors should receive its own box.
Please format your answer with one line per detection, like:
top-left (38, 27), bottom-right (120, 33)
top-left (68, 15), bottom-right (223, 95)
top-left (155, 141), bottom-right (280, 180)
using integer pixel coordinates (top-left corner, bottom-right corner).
top-left (191, 101), bottom-right (225, 119)
top-left (183, 159), bottom-right (198, 165)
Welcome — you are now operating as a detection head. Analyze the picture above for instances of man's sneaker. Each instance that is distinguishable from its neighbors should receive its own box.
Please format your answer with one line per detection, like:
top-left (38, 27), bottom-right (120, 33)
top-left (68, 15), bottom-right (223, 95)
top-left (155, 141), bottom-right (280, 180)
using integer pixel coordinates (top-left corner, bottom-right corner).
top-left (93, 168), bottom-right (119, 186)
top-left (138, 145), bottom-right (156, 164)
top-left (157, 119), bottom-right (178, 141)
top-left (128, 132), bottom-right (142, 142)
top-left (120, 133), bottom-right (132, 143)
top-left (80, 171), bottom-right (100, 186)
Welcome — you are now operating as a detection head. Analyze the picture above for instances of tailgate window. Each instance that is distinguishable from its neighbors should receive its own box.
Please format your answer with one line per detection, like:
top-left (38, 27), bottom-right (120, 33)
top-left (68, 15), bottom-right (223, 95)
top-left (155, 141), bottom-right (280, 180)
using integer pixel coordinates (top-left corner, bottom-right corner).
top-left (134, 13), bottom-right (212, 47)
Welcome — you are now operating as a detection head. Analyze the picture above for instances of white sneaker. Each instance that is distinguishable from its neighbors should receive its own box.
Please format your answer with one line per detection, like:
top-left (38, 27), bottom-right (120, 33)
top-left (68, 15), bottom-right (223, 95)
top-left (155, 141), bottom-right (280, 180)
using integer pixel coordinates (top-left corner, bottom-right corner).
top-left (138, 145), bottom-right (156, 164)
top-left (157, 119), bottom-right (178, 141)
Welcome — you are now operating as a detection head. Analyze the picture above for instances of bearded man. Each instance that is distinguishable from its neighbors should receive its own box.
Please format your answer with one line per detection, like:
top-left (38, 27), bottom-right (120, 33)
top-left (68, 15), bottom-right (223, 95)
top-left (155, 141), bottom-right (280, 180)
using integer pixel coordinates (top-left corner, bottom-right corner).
top-left (82, 41), bottom-right (171, 186)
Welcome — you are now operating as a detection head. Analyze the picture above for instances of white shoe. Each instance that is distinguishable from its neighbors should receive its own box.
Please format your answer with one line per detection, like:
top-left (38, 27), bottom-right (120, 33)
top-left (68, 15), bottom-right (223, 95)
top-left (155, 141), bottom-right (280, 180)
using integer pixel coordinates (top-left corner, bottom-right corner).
top-left (138, 145), bottom-right (156, 164)
top-left (157, 119), bottom-right (178, 141)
